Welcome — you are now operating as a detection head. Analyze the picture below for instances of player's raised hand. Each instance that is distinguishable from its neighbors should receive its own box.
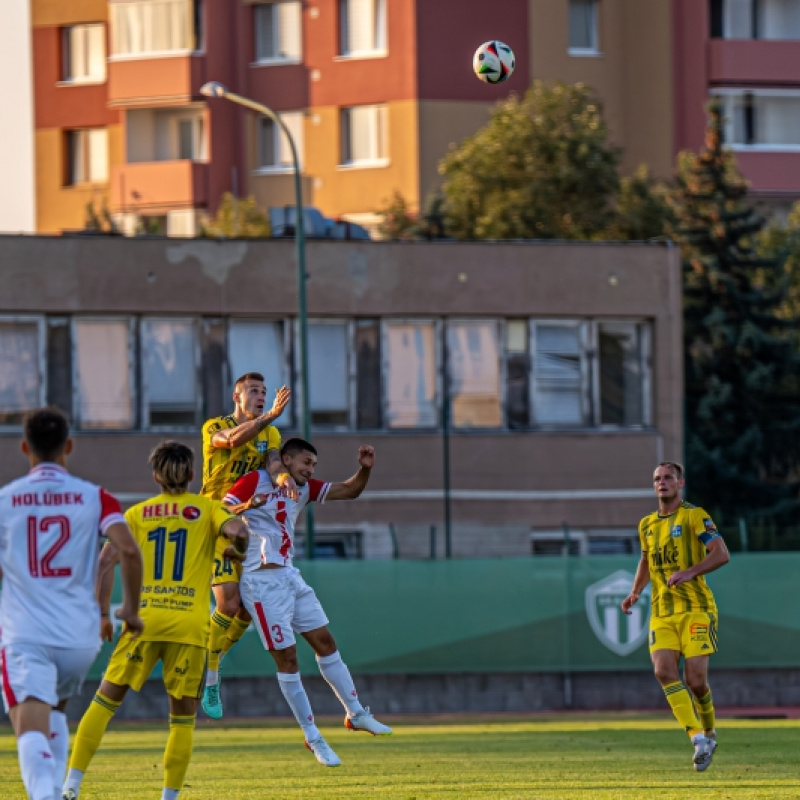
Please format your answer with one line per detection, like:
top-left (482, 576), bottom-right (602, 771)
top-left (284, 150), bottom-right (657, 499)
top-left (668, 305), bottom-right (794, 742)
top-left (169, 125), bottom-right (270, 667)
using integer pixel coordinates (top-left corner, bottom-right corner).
top-left (116, 606), bottom-right (145, 639)
top-left (265, 385), bottom-right (292, 422)
top-left (275, 472), bottom-right (299, 501)
top-left (358, 445), bottom-right (376, 469)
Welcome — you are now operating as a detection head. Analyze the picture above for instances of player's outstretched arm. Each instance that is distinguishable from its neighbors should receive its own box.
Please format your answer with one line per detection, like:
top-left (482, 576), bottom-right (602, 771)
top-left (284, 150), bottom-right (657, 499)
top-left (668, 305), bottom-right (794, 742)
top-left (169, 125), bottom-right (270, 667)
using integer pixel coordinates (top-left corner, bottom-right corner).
top-left (104, 521), bottom-right (145, 639)
top-left (325, 445), bottom-right (375, 501)
top-left (211, 386), bottom-right (292, 450)
top-left (621, 552), bottom-right (650, 615)
top-left (96, 542), bottom-right (120, 641)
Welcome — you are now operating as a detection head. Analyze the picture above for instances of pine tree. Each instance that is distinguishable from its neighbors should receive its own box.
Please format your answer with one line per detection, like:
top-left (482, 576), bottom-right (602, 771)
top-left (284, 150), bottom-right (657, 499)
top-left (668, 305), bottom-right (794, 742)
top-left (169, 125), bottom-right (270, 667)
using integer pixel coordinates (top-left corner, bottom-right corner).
top-left (670, 100), bottom-right (800, 535)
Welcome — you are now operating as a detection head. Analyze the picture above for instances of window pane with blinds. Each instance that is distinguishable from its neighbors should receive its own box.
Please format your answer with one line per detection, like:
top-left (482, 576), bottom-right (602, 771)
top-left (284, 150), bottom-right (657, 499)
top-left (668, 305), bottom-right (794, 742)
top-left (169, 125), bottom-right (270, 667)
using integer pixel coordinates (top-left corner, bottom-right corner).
top-left (87, 129), bottom-right (108, 181)
top-left (142, 319), bottom-right (198, 425)
top-left (342, 105), bottom-right (387, 163)
top-left (75, 321), bottom-right (134, 429)
top-left (64, 25), bottom-right (107, 82)
top-left (228, 320), bottom-right (288, 423)
top-left (257, 112), bottom-right (303, 169)
top-left (0, 321), bottom-right (41, 425)
top-left (255, 2), bottom-right (301, 60)
top-left (532, 323), bottom-right (584, 425)
top-left (568, 0), bottom-right (598, 51)
top-left (308, 322), bottom-right (349, 425)
top-left (340, 0), bottom-right (386, 54)
top-left (448, 321), bottom-right (501, 428)
top-left (110, 0), bottom-right (192, 56)
top-left (384, 322), bottom-right (437, 428)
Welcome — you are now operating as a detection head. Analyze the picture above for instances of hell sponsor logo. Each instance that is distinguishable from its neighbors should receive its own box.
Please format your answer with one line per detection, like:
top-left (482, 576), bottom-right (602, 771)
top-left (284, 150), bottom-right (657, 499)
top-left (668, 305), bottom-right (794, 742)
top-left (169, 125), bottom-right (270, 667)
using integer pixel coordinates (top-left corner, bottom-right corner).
top-left (585, 570), bottom-right (651, 657)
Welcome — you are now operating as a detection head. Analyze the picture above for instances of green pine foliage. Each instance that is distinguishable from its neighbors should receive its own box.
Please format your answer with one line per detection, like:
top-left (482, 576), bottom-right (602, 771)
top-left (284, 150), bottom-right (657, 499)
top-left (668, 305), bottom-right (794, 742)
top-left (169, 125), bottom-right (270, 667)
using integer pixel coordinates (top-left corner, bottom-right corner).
top-left (202, 193), bottom-right (271, 238)
top-left (669, 99), bottom-right (800, 524)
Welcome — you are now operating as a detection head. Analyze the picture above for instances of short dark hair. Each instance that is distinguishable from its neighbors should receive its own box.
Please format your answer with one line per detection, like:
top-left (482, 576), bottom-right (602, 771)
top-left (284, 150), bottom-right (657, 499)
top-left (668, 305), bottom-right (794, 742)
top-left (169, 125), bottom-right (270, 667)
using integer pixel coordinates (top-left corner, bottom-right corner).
top-left (23, 407), bottom-right (69, 461)
top-left (149, 440), bottom-right (194, 494)
top-left (657, 461), bottom-right (684, 480)
top-left (234, 372), bottom-right (265, 390)
top-left (281, 438), bottom-right (317, 458)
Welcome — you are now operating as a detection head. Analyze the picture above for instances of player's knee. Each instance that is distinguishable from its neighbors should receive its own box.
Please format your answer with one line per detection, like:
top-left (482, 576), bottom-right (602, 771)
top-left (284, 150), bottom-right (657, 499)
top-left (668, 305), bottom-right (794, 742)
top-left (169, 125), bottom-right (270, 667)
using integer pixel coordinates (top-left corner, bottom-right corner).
top-left (686, 675), bottom-right (708, 697)
top-left (652, 663), bottom-right (678, 685)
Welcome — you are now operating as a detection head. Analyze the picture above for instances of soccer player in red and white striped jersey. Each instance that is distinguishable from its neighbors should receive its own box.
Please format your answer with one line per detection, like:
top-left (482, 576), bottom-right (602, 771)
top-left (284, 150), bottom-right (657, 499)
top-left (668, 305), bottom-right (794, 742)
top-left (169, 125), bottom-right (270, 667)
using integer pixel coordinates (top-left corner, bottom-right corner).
top-left (0, 408), bottom-right (143, 800)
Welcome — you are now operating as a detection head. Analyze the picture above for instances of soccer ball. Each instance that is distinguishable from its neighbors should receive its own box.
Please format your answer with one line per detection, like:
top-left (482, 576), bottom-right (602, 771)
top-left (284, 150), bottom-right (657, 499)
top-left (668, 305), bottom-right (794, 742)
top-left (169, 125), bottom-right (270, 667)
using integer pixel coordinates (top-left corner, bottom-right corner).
top-left (473, 41), bottom-right (515, 84)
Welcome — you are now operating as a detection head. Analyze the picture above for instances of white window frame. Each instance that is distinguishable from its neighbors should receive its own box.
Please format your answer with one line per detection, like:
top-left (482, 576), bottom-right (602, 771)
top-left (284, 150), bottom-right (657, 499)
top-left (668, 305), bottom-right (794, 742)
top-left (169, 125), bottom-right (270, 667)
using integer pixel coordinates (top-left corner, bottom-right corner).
top-left (171, 112), bottom-right (206, 161)
top-left (65, 129), bottom-right (109, 185)
top-left (140, 317), bottom-right (202, 430)
top-left (568, 0), bottom-right (600, 56)
top-left (109, 0), bottom-right (196, 60)
top-left (339, 104), bottom-right (389, 168)
top-left (72, 317), bottom-right (137, 430)
top-left (381, 318), bottom-right (441, 430)
top-left (253, 1), bottom-right (303, 64)
top-left (713, 88), bottom-right (800, 152)
top-left (721, 0), bottom-right (800, 40)
top-left (254, 111), bottom-right (304, 173)
top-left (292, 318), bottom-right (355, 430)
top-left (529, 320), bottom-right (591, 427)
top-left (590, 319), bottom-right (652, 429)
top-left (61, 24), bottom-right (107, 84)
top-left (338, 0), bottom-right (387, 58)
top-left (0, 315), bottom-right (46, 429)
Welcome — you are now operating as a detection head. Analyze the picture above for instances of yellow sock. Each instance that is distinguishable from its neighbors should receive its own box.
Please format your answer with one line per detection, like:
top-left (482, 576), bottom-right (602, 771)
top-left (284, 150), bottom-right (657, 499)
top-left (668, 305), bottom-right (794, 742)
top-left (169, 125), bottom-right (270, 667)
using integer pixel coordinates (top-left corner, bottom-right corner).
top-left (68, 692), bottom-right (121, 772)
top-left (208, 609), bottom-right (233, 671)
top-left (662, 681), bottom-right (702, 738)
top-left (164, 714), bottom-right (196, 791)
top-left (695, 689), bottom-right (716, 734)
top-left (221, 614), bottom-right (250, 659)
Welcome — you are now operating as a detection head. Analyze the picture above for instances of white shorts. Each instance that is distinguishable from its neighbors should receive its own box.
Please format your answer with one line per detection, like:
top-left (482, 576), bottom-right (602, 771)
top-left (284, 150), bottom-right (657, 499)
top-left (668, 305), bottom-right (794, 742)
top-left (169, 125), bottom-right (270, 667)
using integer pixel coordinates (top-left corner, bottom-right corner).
top-left (240, 567), bottom-right (329, 651)
top-left (0, 641), bottom-right (99, 712)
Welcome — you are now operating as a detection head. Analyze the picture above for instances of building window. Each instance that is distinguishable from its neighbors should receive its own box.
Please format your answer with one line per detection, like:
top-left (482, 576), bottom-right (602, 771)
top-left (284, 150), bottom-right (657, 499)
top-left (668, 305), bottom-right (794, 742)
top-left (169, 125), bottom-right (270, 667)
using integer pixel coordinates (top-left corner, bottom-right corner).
top-left (340, 104), bottom-right (388, 166)
top-left (62, 24), bottom-right (106, 83)
top-left (227, 320), bottom-right (290, 424)
top-left (141, 319), bottom-right (199, 427)
top-left (306, 321), bottom-right (351, 427)
top-left (530, 322), bottom-right (588, 426)
top-left (716, 90), bottom-right (800, 149)
top-left (596, 321), bottom-right (650, 427)
top-left (712, 0), bottom-right (800, 39)
top-left (74, 319), bottom-right (135, 429)
top-left (256, 112), bottom-right (304, 171)
top-left (0, 318), bottom-right (43, 426)
top-left (126, 109), bottom-right (205, 162)
top-left (110, 0), bottom-right (199, 56)
top-left (254, 1), bottom-right (302, 62)
top-left (355, 319), bottom-right (381, 429)
top-left (568, 0), bottom-right (599, 54)
top-left (339, 0), bottom-right (386, 56)
top-left (505, 319), bottom-right (529, 429)
top-left (65, 129), bottom-right (108, 185)
top-left (383, 321), bottom-right (438, 428)
top-left (447, 320), bottom-right (502, 428)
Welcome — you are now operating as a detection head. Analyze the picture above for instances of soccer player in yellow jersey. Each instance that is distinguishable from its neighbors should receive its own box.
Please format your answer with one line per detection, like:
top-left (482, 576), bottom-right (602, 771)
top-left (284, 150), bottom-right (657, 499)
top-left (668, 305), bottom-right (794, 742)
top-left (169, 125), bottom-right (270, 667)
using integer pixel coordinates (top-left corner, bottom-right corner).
top-left (200, 372), bottom-right (295, 720)
top-left (621, 461), bottom-right (730, 773)
top-left (62, 441), bottom-right (248, 800)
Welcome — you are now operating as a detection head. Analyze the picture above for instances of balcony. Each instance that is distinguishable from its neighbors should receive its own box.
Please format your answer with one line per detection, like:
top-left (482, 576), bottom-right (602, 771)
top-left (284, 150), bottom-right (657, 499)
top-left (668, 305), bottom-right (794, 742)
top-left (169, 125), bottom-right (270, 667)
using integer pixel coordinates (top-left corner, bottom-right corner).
top-left (734, 151), bottom-right (800, 195)
top-left (108, 54), bottom-right (206, 107)
top-left (708, 40), bottom-right (800, 85)
top-left (110, 161), bottom-right (208, 212)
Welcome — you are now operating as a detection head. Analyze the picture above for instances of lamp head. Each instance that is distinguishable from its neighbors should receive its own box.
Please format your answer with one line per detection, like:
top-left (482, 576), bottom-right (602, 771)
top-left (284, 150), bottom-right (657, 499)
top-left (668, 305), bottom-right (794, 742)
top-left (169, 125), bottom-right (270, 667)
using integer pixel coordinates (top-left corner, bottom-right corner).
top-left (200, 81), bottom-right (228, 98)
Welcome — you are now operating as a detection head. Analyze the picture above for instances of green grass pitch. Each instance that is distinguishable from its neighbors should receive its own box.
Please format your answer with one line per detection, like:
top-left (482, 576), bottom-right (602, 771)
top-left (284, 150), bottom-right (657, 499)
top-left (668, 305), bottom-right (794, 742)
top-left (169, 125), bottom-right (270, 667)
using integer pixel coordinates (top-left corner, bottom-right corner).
top-left (2, 714), bottom-right (798, 799)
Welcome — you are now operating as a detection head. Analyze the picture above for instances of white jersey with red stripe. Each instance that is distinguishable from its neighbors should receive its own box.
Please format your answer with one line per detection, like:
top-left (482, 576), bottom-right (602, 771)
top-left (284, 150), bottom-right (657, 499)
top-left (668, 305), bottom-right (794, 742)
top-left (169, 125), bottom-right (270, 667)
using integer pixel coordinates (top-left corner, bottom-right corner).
top-left (0, 463), bottom-right (125, 649)
top-left (225, 470), bottom-right (330, 570)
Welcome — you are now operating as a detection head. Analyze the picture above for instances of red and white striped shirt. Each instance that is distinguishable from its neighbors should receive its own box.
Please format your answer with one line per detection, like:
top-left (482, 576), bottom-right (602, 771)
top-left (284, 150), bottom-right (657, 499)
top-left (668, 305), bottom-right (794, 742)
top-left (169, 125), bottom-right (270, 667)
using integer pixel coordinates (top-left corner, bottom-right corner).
top-left (0, 464), bottom-right (125, 648)
top-left (225, 470), bottom-right (330, 570)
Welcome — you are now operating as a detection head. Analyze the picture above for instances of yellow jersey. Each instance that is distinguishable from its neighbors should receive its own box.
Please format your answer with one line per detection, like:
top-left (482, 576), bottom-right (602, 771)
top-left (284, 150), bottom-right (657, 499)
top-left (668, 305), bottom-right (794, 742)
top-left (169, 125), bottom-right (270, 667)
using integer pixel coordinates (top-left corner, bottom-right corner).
top-left (639, 501), bottom-right (722, 618)
top-left (124, 492), bottom-right (234, 646)
top-left (200, 415), bottom-right (281, 501)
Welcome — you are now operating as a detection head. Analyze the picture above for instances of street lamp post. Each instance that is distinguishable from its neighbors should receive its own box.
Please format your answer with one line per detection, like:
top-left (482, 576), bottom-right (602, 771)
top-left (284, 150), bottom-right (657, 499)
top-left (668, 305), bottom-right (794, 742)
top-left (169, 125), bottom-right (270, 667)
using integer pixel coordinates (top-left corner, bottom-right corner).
top-left (200, 81), bottom-right (315, 559)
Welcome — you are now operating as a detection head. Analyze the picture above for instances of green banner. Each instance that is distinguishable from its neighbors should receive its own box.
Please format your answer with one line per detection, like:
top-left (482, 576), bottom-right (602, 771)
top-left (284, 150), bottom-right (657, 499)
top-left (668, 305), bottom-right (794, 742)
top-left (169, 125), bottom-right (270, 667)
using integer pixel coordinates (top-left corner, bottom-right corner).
top-left (91, 553), bottom-right (800, 680)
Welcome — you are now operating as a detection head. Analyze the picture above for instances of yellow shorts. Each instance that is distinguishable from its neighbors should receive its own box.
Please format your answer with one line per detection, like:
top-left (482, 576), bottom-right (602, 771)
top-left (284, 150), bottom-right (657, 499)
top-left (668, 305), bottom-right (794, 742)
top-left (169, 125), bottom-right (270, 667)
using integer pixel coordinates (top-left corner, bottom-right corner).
top-left (649, 611), bottom-right (718, 659)
top-left (103, 637), bottom-right (207, 699)
top-left (211, 535), bottom-right (242, 586)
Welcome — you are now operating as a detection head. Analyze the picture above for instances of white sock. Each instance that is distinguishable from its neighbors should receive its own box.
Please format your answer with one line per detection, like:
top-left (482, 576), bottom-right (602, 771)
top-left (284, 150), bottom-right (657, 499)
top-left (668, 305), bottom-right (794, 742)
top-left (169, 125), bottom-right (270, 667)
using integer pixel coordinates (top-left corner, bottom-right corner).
top-left (276, 672), bottom-right (321, 742)
top-left (49, 709), bottom-right (69, 796)
top-left (205, 669), bottom-right (219, 687)
top-left (17, 730), bottom-right (56, 800)
top-left (316, 651), bottom-right (365, 717)
top-left (63, 767), bottom-right (85, 797)
top-left (161, 789), bottom-right (179, 800)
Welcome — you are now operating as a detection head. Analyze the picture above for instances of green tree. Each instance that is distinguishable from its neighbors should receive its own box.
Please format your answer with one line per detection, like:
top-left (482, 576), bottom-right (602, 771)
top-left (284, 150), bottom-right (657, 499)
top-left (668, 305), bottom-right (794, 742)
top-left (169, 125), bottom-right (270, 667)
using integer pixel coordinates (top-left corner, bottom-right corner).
top-left (609, 165), bottom-right (674, 241)
top-left (202, 193), bottom-right (271, 238)
top-left (439, 81), bottom-right (622, 240)
top-left (376, 191), bottom-right (418, 240)
top-left (669, 99), bottom-right (800, 527)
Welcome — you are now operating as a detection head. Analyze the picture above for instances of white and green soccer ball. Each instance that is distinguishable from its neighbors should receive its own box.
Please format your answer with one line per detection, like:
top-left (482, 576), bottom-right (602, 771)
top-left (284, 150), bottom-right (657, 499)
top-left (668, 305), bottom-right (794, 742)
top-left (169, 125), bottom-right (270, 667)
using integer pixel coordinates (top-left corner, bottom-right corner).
top-left (473, 40), bottom-right (515, 84)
